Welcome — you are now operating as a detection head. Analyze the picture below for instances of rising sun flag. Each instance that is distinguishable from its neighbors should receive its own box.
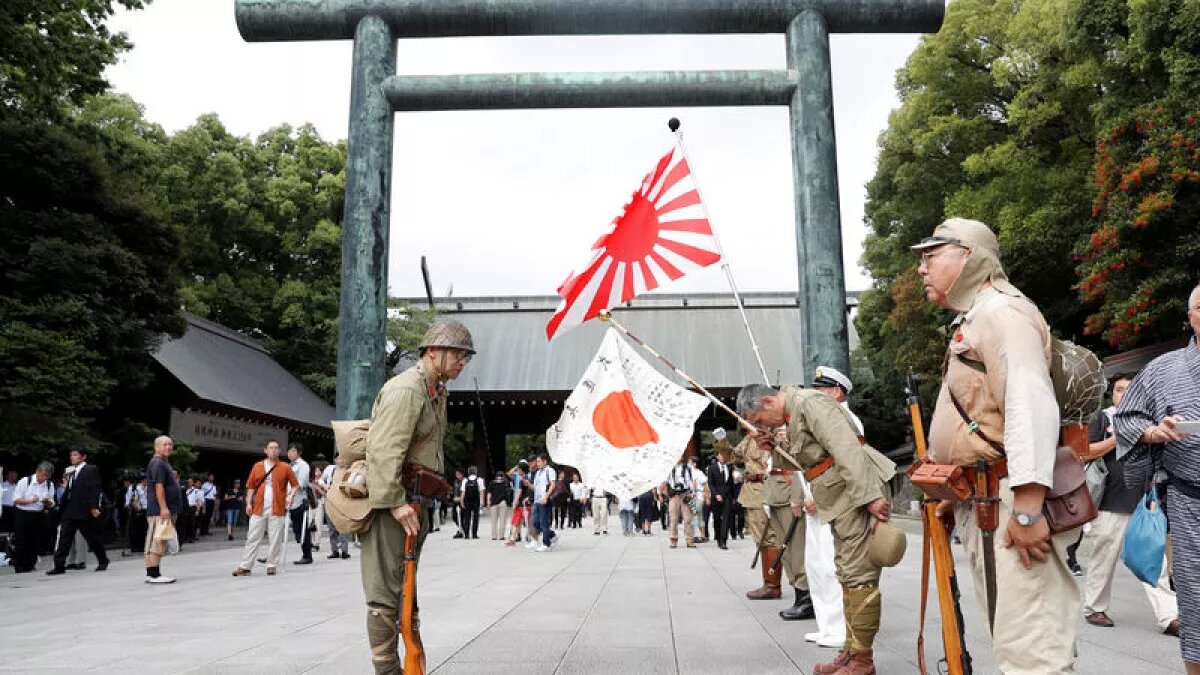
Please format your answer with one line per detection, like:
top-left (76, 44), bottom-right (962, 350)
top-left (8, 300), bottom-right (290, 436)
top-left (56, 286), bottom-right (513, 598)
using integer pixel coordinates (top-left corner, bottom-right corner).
top-left (545, 147), bottom-right (722, 340)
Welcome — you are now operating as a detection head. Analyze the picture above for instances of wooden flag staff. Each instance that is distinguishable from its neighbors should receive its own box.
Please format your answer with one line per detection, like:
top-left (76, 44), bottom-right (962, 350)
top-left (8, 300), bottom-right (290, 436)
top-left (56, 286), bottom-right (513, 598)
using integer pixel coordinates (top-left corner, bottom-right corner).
top-left (599, 310), bottom-right (803, 467)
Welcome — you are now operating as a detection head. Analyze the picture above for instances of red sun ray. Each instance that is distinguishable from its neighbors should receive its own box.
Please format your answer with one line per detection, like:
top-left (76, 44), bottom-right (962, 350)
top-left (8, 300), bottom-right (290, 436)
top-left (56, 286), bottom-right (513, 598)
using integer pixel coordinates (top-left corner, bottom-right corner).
top-left (650, 157), bottom-right (692, 203)
top-left (558, 253), bottom-right (606, 301)
top-left (649, 250), bottom-right (684, 281)
top-left (621, 262), bottom-right (636, 303)
top-left (643, 150), bottom-right (675, 196)
top-left (656, 189), bottom-right (702, 216)
top-left (584, 258), bottom-right (619, 320)
top-left (637, 260), bottom-right (659, 292)
top-left (658, 219), bottom-right (713, 235)
top-left (656, 238), bottom-right (721, 268)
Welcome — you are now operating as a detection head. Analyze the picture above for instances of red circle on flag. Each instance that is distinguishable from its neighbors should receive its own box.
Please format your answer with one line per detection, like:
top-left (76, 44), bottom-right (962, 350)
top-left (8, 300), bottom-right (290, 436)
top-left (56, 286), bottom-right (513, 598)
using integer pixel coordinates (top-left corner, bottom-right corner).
top-left (593, 390), bottom-right (660, 449)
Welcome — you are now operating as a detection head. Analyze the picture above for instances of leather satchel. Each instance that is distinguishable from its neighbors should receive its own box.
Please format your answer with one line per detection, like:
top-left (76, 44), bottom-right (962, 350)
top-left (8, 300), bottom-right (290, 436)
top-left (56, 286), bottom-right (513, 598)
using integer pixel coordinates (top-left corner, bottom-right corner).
top-left (402, 463), bottom-right (453, 501)
top-left (907, 460), bottom-right (973, 502)
top-left (1042, 445), bottom-right (1098, 534)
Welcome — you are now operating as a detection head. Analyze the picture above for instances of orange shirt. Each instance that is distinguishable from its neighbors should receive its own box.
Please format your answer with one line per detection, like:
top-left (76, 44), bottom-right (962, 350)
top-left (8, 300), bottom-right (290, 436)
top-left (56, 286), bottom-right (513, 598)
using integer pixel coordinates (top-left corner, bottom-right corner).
top-left (246, 460), bottom-right (298, 517)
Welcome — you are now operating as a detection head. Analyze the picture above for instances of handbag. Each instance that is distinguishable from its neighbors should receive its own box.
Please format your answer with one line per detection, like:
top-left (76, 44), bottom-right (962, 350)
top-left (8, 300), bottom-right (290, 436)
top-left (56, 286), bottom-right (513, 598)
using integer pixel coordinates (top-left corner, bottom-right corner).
top-left (1084, 458), bottom-right (1108, 507)
top-left (1122, 486), bottom-right (1167, 584)
top-left (1042, 444), bottom-right (1099, 534)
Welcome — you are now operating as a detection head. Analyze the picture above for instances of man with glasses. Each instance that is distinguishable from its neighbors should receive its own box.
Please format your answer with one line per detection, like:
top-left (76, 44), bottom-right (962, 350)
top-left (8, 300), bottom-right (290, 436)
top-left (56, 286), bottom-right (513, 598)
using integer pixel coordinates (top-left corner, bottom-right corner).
top-left (916, 218), bottom-right (1078, 673)
top-left (361, 319), bottom-right (475, 675)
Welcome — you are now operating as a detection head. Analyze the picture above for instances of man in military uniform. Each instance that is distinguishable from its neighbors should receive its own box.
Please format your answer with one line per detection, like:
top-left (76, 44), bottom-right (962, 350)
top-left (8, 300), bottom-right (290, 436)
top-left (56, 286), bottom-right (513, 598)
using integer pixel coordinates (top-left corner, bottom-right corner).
top-left (915, 218), bottom-right (1079, 674)
top-left (738, 384), bottom-right (894, 675)
top-left (718, 435), bottom-right (781, 599)
top-left (360, 319), bottom-right (475, 675)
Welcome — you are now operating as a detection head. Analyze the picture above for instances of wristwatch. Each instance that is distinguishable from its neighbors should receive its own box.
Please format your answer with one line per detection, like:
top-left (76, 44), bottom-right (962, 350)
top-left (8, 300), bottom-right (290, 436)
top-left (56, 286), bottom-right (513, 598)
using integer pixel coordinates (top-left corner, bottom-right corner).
top-left (1012, 510), bottom-right (1043, 526)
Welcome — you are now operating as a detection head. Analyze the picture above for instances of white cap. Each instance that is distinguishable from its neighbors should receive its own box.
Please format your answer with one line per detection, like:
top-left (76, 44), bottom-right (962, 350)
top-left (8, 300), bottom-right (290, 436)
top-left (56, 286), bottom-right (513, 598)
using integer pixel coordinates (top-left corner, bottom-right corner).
top-left (813, 366), bottom-right (852, 394)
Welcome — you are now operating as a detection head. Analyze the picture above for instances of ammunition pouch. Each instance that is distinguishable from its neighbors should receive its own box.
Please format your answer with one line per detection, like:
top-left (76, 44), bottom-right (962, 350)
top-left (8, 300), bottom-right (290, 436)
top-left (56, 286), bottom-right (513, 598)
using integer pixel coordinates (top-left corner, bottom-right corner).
top-left (402, 463), bottom-right (453, 502)
top-left (907, 460), bottom-right (973, 503)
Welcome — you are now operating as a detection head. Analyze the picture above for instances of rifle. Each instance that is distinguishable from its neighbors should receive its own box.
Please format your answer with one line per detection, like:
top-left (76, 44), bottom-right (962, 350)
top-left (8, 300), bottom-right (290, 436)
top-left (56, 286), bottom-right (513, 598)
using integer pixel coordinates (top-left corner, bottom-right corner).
top-left (400, 531), bottom-right (426, 675)
top-left (908, 370), bottom-right (972, 675)
top-left (768, 510), bottom-right (801, 576)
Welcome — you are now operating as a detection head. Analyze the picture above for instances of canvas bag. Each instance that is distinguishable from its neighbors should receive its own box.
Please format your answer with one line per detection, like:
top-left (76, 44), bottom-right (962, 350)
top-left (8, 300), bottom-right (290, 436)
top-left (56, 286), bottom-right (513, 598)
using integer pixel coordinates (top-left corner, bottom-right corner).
top-left (1122, 486), bottom-right (1168, 584)
top-left (325, 419), bottom-right (374, 534)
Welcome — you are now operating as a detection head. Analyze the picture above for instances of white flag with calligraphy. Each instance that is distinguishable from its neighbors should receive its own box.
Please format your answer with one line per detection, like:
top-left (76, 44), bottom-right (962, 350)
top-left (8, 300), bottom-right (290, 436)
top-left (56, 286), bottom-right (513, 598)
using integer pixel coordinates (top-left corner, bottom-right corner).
top-left (546, 328), bottom-right (709, 500)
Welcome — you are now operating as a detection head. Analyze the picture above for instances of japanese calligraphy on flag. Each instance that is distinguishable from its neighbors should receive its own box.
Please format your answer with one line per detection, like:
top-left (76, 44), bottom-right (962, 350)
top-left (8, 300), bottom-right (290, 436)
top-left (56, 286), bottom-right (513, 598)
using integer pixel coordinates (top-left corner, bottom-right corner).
top-left (546, 328), bottom-right (709, 500)
top-left (545, 147), bottom-right (722, 340)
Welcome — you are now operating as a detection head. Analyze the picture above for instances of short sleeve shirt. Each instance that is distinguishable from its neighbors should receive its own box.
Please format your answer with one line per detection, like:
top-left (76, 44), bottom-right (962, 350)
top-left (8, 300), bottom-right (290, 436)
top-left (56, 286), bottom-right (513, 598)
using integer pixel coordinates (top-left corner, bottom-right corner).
top-left (1088, 409), bottom-right (1141, 514)
top-left (145, 456), bottom-right (181, 516)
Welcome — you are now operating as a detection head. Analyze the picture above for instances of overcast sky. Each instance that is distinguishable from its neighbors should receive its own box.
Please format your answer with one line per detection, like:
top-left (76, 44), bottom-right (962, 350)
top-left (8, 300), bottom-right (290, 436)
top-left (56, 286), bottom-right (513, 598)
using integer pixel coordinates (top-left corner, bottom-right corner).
top-left (106, 1), bottom-right (927, 299)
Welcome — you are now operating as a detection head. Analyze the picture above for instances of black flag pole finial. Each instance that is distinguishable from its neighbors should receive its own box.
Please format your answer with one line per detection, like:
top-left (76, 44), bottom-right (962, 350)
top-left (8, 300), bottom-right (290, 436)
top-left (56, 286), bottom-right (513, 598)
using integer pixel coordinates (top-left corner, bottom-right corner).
top-left (667, 117), bottom-right (681, 132)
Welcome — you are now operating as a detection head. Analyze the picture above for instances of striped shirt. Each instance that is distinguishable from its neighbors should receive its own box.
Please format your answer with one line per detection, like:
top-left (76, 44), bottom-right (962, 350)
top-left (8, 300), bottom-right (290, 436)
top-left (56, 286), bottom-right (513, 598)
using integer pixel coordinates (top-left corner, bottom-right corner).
top-left (1114, 336), bottom-right (1200, 484)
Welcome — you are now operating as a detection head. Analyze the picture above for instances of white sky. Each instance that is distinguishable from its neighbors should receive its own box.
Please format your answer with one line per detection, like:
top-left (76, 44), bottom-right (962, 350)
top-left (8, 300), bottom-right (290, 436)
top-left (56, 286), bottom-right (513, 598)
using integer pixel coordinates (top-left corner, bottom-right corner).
top-left (106, 1), bottom-right (925, 299)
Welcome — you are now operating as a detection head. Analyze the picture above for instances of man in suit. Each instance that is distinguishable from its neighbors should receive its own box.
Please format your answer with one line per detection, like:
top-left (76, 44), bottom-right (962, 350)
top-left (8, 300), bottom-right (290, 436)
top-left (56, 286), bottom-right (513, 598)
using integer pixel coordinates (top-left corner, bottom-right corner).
top-left (47, 446), bottom-right (110, 574)
top-left (707, 453), bottom-right (735, 550)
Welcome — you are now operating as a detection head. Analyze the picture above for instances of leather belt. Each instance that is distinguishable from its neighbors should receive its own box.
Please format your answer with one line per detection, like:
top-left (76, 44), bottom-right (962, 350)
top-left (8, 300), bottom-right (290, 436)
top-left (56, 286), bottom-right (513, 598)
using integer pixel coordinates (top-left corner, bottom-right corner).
top-left (804, 456), bottom-right (835, 482)
top-left (962, 459), bottom-right (1008, 485)
top-left (745, 473), bottom-right (766, 483)
top-left (768, 469), bottom-right (793, 486)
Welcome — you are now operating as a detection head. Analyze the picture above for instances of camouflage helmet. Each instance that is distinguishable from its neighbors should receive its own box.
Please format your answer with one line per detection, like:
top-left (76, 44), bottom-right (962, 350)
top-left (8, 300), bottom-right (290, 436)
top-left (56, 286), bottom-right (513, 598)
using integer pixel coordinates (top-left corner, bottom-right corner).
top-left (419, 319), bottom-right (476, 355)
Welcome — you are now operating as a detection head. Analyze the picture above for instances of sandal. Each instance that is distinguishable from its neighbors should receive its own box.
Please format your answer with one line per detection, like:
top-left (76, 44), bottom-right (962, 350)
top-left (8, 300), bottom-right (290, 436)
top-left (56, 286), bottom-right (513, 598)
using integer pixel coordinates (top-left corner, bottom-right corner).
top-left (266, 567), bottom-right (277, 576)
top-left (231, 568), bottom-right (251, 577)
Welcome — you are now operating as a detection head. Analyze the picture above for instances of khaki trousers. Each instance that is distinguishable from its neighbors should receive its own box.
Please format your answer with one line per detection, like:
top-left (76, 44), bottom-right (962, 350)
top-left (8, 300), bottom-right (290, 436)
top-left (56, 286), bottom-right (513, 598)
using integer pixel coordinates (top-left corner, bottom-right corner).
top-left (1083, 510), bottom-right (1178, 628)
top-left (239, 514), bottom-right (286, 570)
top-left (361, 507), bottom-right (429, 610)
top-left (668, 495), bottom-right (694, 542)
top-left (592, 499), bottom-right (608, 533)
top-left (745, 506), bottom-right (777, 546)
top-left (829, 506), bottom-right (880, 588)
top-left (767, 504), bottom-right (807, 590)
top-left (956, 479), bottom-right (1080, 675)
top-left (488, 504), bottom-right (508, 540)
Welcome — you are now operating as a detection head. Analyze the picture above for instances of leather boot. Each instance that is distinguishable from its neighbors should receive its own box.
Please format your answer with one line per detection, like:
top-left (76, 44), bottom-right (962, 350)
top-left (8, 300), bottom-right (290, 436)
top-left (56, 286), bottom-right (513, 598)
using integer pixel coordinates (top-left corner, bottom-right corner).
top-left (779, 587), bottom-right (816, 621)
top-left (833, 651), bottom-right (876, 675)
top-left (812, 651), bottom-right (852, 674)
top-left (366, 605), bottom-right (403, 675)
top-left (745, 546), bottom-right (783, 599)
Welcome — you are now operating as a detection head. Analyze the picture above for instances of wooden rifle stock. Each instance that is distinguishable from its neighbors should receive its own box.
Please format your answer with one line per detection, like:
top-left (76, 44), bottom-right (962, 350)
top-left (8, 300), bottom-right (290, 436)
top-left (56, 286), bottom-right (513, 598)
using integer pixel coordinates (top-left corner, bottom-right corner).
top-left (909, 371), bottom-right (972, 675)
top-left (401, 528), bottom-right (426, 675)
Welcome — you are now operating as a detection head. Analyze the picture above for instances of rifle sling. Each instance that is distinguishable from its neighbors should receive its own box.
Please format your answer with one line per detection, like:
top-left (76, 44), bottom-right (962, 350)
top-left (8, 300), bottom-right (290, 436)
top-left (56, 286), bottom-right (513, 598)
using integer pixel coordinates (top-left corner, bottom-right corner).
top-left (917, 506), bottom-right (931, 675)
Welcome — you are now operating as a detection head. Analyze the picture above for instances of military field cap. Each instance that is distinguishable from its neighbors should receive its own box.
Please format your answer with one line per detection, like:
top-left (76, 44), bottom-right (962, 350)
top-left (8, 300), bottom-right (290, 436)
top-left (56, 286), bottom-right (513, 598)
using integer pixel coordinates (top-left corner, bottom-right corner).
top-left (910, 217), bottom-right (1000, 259)
top-left (813, 365), bottom-right (853, 393)
top-left (869, 521), bottom-right (907, 568)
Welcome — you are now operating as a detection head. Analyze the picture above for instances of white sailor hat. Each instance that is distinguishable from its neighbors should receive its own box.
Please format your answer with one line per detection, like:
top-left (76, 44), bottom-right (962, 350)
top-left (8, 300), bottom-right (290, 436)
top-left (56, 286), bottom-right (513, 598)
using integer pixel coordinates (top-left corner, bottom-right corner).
top-left (813, 366), bottom-right (853, 393)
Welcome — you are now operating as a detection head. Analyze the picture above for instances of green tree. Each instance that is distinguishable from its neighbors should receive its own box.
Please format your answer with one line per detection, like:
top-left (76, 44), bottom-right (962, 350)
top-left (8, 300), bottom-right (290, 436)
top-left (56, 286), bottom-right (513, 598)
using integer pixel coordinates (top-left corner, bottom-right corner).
top-left (1, 1), bottom-right (149, 121)
top-left (0, 119), bottom-right (183, 459)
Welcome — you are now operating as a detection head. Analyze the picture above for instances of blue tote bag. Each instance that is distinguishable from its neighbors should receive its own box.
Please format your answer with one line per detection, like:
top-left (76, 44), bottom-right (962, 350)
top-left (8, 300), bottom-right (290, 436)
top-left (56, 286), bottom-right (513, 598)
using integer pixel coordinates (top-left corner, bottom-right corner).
top-left (1122, 487), bottom-right (1168, 585)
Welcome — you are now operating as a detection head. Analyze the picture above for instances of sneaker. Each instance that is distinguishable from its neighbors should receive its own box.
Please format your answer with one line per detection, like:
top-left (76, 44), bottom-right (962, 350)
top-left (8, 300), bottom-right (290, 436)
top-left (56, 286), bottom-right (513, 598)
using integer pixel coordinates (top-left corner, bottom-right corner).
top-left (534, 544), bottom-right (549, 552)
top-left (525, 541), bottom-right (538, 550)
top-left (145, 575), bottom-right (176, 584)
top-left (504, 541), bottom-right (516, 547)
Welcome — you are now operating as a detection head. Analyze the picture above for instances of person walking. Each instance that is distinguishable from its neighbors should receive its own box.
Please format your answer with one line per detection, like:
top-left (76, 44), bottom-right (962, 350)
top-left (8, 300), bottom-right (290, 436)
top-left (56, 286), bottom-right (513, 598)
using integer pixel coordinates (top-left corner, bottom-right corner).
top-left (568, 473), bottom-right (587, 529)
top-left (357, 318), bottom-right (473, 674)
top-left (506, 462), bottom-right (531, 546)
top-left (707, 454), bottom-right (734, 550)
top-left (47, 446), bottom-right (109, 575)
top-left (636, 488), bottom-right (657, 536)
top-left (1114, 281), bottom-right (1200, 673)
top-left (487, 470), bottom-right (511, 541)
top-left (287, 443), bottom-right (315, 565)
top-left (318, 463), bottom-right (350, 559)
top-left (663, 460), bottom-right (697, 549)
top-left (10, 462), bottom-right (54, 573)
top-left (200, 473), bottom-right (217, 536)
top-left (916, 218), bottom-right (1080, 673)
top-left (232, 439), bottom-right (297, 576)
top-left (144, 436), bottom-right (181, 584)
top-left (552, 472), bottom-right (569, 530)
top-left (738, 383), bottom-right (895, 675)
top-left (450, 469), bottom-right (465, 538)
top-left (458, 466), bottom-right (485, 540)
top-left (1, 468), bottom-right (17, 534)
top-left (618, 494), bottom-right (635, 536)
top-left (222, 479), bottom-right (244, 540)
top-left (531, 453), bottom-right (558, 552)
top-left (126, 475), bottom-right (148, 553)
top-left (722, 434), bottom-right (783, 599)
top-left (591, 486), bottom-right (609, 535)
top-left (183, 477), bottom-right (203, 544)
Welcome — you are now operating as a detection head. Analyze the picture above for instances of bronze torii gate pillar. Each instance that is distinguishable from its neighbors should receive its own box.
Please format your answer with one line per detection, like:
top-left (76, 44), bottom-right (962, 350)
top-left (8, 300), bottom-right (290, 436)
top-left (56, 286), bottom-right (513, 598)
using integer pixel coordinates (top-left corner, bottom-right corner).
top-left (236, 0), bottom-right (944, 420)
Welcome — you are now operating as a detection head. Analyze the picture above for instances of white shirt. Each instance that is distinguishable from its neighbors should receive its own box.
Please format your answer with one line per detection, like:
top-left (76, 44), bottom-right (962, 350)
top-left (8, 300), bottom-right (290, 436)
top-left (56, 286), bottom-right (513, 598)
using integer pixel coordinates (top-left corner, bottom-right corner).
top-left (126, 484), bottom-right (148, 510)
top-left (618, 496), bottom-right (634, 511)
top-left (667, 465), bottom-right (694, 491)
top-left (13, 475), bottom-right (53, 512)
top-left (290, 458), bottom-right (310, 509)
top-left (1, 479), bottom-right (16, 507)
top-left (570, 483), bottom-right (588, 501)
top-left (533, 467), bottom-right (557, 502)
top-left (262, 459), bottom-right (276, 513)
top-left (460, 475), bottom-right (486, 500)
top-left (841, 401), bottom-right (865, 436)
top-left (201, 481), bottom-right (217, 501)
top-left (320, 464), bottom-right (336, 489)
top-left (187, 487), bottom-right (204, 508)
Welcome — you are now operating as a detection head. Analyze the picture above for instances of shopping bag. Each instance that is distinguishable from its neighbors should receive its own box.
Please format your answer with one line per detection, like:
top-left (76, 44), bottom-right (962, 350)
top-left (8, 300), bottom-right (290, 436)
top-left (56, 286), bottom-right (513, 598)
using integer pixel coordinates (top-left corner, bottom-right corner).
top-left (1121, 487), bottom-right (1167, 585)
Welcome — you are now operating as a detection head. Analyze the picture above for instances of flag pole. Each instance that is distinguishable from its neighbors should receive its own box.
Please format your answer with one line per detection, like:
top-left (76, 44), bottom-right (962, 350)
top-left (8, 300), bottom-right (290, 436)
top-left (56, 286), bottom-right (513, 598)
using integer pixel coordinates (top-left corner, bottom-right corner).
top-left (599, 311), bottom-right (804, 467)
top-left (668, 117), bottom-right (772, 385)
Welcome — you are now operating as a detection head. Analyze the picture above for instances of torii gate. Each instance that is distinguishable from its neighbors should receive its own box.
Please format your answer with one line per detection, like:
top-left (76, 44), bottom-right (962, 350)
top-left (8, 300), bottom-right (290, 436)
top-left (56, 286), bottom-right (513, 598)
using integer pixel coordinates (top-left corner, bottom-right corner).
top-left (235, 0), bottom-right (945, 420)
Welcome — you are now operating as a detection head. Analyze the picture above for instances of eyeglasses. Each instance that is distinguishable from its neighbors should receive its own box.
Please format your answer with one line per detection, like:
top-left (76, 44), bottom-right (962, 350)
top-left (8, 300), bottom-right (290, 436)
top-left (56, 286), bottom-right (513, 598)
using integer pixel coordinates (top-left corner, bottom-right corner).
top-left (919, 246), bottom-right (965, 267)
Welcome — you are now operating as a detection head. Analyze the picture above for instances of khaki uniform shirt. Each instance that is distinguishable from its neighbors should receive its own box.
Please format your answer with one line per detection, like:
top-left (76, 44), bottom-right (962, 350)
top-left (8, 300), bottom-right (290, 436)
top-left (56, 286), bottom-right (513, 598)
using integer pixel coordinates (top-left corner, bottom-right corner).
top-left (927, 287), bottom-right (1058, 489)
top-left (725, 437), bottom-right (769, 509)
top-left (784, 388), bottom-right (894, 523)
top-left (365, 362), bottom-right (447, 509)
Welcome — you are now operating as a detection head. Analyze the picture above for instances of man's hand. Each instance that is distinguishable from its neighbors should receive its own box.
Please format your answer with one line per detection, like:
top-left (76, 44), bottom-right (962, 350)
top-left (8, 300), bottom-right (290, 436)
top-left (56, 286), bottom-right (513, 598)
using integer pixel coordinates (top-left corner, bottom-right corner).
top-left (1144, 415), bottom-right (1187, 444)
top-left (751, 430), bottom-right (775, 451)
top-left (159, 513), bottom-right (171, 523)
top-left (790, 503), bottom-right (806, 518)
top-left (1003, 516), bottom-right (1052, 569)
top-left (90, 508), bottom-right (101, 519)
top-left (715, 494), bottom-right (723, 503)
top-left (390, 503), bottom-right (420, 536)
top-left (804, 498), bottom-right (817, 516)
top-left (866, 497), bottom-right (890, 531)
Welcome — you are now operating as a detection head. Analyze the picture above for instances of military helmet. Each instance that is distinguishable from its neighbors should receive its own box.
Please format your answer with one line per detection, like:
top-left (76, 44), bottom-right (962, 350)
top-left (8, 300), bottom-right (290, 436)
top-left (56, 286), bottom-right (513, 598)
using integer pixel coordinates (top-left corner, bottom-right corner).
top-left (419, 318), bottom-right (476, 355)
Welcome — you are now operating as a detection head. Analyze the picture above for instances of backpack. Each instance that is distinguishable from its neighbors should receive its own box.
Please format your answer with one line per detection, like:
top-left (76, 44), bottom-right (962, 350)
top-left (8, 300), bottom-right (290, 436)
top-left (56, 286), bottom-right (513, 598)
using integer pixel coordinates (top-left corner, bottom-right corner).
top-left (463, 477), bottom-right (481, 503)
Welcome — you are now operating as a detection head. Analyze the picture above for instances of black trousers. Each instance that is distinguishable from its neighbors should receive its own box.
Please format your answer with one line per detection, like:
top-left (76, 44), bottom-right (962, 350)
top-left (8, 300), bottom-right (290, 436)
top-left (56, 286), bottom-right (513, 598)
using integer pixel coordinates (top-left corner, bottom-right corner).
top-left (12, 510), bottom-right (46, 571)
top-left (53, 516), bottom-right (108, 569)
top-left (732, 503), bottom-right (745, 538)
top-left (460, 502), bottom-right (480, 537)
top-left (128, 510), bottom-right (147, 552)
top-left (711, 497), bottom-right (732, 545)
top-left (201, 500), bottom-right (214, 534)
top-left (290, 506), bottom-right (313, 559)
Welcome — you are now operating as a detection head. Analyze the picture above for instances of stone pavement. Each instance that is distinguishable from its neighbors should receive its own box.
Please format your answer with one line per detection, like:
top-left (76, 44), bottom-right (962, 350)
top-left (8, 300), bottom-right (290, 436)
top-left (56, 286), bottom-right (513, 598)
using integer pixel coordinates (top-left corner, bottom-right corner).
top-left (0, 514), bottom-right (1185, 674)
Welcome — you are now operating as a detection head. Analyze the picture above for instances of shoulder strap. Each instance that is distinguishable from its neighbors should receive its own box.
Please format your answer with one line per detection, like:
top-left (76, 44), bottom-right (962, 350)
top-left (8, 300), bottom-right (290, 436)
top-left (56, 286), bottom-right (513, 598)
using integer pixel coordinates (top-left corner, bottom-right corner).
top-left (917, 507), bottom-right (931, 675)
top-left (946, 386), bottom-right (1006, 456)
